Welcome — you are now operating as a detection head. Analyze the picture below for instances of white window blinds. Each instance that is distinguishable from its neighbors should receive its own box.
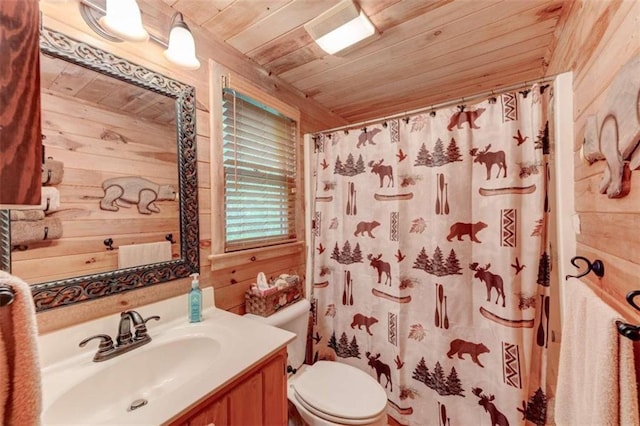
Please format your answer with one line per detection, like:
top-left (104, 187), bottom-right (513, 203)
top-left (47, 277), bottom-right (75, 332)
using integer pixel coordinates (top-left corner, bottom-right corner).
top-left (222, 88), bottom-right (298, 252)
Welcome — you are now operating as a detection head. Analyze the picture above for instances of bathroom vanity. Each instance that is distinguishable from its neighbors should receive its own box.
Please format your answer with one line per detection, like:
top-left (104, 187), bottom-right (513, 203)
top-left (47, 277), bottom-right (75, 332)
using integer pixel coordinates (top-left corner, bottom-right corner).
top-left (38, 289), bottom-right (294, 425)
top-left (167, 347), bottom-right (287, 425)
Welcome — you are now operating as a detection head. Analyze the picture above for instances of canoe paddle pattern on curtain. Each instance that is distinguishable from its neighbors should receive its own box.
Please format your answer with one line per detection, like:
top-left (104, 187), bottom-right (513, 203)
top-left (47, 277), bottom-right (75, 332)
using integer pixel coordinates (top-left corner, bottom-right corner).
top-left (311, 85), bottom-right (553, 426)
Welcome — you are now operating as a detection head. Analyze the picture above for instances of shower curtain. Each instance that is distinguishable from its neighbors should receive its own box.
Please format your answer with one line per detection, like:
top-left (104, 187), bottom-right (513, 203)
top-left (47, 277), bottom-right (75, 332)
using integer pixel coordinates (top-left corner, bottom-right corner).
top-left (310, 85), bottom-right (553, 425)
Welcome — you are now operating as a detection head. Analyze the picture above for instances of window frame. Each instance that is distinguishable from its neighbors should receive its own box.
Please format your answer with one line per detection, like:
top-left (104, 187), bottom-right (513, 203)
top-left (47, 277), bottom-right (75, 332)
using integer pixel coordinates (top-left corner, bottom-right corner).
top-left (210, 64), bottom-right (302, 257)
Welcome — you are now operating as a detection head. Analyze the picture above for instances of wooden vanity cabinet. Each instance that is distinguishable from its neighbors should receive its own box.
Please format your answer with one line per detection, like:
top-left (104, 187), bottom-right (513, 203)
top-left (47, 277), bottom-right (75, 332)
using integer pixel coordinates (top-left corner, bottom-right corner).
top-left (0, 0), bottom-right (42, 206)
top-left (168, 348), bottom-right (288, 426)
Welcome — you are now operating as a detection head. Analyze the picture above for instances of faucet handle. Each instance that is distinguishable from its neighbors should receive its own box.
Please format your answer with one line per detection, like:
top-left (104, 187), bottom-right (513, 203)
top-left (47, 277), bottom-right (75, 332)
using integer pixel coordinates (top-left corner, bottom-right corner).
top-left (133, 315), bottom-right (160, 340)
top-left (143, 315), bottom-right (161, 324)
top-left (79, 334), bottom-right (115, 360)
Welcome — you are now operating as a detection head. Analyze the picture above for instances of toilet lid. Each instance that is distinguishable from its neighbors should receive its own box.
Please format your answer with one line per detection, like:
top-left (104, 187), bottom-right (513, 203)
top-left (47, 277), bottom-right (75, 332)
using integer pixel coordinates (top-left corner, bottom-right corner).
top-left (292, 361), bottom-right (387, 421)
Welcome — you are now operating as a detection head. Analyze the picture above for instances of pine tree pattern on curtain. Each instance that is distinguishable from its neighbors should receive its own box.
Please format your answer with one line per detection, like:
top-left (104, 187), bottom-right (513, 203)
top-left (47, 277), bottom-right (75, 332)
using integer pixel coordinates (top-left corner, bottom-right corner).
top-left (311, 85), bottom-right (553, 425)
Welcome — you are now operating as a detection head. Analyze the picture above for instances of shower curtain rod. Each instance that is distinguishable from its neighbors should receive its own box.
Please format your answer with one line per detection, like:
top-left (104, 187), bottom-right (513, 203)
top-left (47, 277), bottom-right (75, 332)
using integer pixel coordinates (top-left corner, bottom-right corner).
top-left (314, 74), bottom-right (559, 135)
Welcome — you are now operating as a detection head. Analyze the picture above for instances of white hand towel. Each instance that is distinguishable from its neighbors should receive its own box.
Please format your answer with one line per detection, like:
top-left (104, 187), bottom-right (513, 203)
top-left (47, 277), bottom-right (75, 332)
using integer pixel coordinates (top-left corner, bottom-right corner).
top-left (118, 241), bottom-right (173, 269)
top-left (555, 278), bottom-right (639, 425)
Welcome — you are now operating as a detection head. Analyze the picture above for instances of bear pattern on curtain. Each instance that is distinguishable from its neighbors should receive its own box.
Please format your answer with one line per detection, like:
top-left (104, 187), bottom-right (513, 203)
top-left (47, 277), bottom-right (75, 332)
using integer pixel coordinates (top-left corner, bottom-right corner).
top-left (311, 85), bottom-right (553, 425)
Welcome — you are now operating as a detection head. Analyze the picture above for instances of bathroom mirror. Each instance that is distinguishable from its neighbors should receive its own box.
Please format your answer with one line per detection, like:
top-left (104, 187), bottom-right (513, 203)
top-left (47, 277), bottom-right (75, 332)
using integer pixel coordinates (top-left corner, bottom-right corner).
top-left (0, 27), bottom-right (199, 311)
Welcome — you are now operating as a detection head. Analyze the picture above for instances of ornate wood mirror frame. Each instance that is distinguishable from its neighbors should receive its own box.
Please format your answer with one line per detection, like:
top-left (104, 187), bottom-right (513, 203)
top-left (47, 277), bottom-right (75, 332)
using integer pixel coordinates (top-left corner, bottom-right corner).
top-left (0, 27), bottom-right (199, 311)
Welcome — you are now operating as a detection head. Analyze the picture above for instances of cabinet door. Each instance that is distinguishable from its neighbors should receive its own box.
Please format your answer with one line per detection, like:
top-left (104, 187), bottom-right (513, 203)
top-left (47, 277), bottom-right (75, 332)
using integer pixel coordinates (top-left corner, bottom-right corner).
top-left (0, 0), bottom-right (42, 206)
top-left (228, 371), bottom-right (263, 425)
top-left (188, 394), bottom-right (228, 426)
top-left (262, 352), bottom-right (287, 425)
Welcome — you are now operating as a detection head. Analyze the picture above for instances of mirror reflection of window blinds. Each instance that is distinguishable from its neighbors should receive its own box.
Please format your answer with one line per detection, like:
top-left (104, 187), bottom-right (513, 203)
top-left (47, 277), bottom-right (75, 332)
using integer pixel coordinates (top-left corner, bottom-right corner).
top-left (222, 89), bottom-right (297, 252)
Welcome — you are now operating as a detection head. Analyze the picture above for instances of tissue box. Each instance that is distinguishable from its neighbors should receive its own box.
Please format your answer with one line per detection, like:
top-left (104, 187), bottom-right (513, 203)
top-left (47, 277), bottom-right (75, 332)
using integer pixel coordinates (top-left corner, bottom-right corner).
top-left (245, 275), bottom-right (303, 317)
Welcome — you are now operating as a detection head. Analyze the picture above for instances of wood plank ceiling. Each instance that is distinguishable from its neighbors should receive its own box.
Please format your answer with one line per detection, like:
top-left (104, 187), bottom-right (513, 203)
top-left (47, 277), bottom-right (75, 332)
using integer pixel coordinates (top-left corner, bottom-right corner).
top-left (165, 0), bottom-right (568, 124)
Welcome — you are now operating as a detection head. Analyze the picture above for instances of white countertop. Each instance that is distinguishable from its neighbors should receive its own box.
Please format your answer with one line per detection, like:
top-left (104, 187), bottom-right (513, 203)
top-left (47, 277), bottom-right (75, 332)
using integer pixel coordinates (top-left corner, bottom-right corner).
top-left (38, 288), bottom-right (295, 425)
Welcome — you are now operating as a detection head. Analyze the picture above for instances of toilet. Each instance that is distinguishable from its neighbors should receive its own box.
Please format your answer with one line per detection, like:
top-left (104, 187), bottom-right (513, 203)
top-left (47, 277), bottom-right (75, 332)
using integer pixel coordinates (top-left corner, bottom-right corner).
top-left (245, 298), bottom-right (388, 426)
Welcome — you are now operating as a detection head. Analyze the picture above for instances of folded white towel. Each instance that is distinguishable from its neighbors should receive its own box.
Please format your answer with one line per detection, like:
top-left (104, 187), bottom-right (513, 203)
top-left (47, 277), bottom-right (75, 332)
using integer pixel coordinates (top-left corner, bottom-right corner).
top-left (555, 278), bottom-right (639, 425)
top-left (40, 187), bottom-right (60, 213)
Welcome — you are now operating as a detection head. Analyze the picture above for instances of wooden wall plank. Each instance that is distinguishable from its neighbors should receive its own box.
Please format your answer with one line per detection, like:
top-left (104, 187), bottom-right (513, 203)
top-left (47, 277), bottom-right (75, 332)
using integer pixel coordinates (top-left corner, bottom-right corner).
top-left (574, 172), bottom-right (640, 213)
top-left (576, 213), bottom-right (640, 264)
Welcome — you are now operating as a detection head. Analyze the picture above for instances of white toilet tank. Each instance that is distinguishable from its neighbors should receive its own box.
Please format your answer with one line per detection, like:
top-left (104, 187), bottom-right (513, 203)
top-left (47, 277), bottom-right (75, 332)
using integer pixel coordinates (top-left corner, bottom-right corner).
top-left (245, 298), bottom-right (311, 370)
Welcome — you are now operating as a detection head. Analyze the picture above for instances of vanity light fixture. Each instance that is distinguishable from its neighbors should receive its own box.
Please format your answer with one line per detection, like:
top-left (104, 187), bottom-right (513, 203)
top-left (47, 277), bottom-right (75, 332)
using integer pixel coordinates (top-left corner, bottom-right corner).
top-left (99, 0), bottom-right (149, 42)
top-left (79, 0), bottom-right (200, 70)
top-left (164, 13), bottom-right (201, 71)
top-left (304, 0), bottom-right (376, 55)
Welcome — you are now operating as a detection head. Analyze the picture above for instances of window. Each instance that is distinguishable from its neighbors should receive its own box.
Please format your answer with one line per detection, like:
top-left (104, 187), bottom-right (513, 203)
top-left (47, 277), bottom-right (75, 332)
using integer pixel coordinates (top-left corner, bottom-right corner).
top-left (221, 88), bottom-right (298, 251)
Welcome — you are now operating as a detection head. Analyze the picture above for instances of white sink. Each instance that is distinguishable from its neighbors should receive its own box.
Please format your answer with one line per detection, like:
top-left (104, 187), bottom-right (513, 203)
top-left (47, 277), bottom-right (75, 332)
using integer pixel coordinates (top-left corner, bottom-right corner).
top-left (39, 291), bottom-right (295, 425)
top-left (43, 334), bottom-right (222, 425)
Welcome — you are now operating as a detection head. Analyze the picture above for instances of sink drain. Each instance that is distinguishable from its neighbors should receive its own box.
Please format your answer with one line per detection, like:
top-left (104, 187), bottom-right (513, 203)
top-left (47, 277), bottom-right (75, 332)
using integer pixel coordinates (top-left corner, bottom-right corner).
top-left (127, 398), bottom-right (148, 412)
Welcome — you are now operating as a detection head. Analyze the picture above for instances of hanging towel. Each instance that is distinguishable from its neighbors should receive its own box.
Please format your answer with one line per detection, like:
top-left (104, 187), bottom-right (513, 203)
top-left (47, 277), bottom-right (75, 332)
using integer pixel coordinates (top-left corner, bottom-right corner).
top-left (0, 271), bottom-right (42, 425)
top-left (39, 187), bottom-right (60, 213)
top-left (555, 278), bottom-right (639, 425)
top-left (10, 217), bottom-right (63, 247)
top-left (41, 158), bottom-right (64, 186)
top-left (118, 241), bottom-right (173, 269)
top-left (9, 210), bottom-right (45, 222)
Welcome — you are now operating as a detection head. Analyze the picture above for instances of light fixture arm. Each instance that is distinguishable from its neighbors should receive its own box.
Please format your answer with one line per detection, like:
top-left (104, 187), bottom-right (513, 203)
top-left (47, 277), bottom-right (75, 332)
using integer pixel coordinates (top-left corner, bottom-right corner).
top-left (78, 0), bottom-right (199, 69)
top-left (79, 0), bottom-right (167, 46)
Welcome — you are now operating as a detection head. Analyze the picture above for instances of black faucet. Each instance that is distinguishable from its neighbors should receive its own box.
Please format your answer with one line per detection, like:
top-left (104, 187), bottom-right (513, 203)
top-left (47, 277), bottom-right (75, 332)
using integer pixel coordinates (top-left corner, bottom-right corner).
top-left (79, 310), bottom-right (160, 362)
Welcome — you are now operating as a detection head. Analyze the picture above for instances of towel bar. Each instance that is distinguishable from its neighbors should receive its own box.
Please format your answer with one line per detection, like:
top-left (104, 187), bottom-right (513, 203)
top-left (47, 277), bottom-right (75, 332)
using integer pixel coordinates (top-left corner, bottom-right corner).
top-left (0, 284), bottom-right (15, 307)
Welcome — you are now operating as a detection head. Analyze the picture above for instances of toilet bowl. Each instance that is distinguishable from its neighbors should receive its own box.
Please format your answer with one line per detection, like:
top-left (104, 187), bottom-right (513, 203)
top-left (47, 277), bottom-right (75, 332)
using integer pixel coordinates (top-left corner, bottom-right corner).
top-left (245, 299), bottom-right (388, 426)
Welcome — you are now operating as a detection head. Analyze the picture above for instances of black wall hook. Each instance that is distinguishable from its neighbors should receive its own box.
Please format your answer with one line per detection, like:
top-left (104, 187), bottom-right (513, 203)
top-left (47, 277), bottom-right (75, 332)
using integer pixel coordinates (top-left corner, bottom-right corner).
top-left (165, 233), bottom-right (176, 244)
top-left (626, 290), bottom-right (640, 312)
top-left (104, 238), bottom-right (114, 251)
top-left (565, 256), bottom-right (605, 280)
top-left (616, 290), bottom-right (640, 340)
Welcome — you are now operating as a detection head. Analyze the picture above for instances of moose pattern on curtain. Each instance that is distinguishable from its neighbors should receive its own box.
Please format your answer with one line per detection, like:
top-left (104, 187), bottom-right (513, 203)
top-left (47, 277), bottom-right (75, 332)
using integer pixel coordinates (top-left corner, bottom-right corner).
top-left (311, 86), bottom-right (553, 425)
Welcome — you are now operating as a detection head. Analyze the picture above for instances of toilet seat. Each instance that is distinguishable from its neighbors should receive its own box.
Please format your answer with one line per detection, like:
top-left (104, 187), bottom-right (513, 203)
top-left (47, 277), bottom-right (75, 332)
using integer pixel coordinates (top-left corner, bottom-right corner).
top-left (291, 361), bottom-right (387, 425)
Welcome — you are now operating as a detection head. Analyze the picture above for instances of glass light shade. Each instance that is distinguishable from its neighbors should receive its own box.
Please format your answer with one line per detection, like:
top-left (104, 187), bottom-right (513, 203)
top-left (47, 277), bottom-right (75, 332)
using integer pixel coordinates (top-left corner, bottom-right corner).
top-left (314, 11), bottom-right (375, 55)
top-left (164, 25), bottom-right (201, 70)
top-left (99, 0), bottom-right (149, 42)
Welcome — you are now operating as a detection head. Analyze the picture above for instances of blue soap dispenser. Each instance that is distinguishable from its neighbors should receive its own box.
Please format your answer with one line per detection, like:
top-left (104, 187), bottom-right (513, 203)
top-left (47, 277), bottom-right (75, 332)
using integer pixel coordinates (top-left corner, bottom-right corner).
top-left (188, 272), bottom-right (202, 323)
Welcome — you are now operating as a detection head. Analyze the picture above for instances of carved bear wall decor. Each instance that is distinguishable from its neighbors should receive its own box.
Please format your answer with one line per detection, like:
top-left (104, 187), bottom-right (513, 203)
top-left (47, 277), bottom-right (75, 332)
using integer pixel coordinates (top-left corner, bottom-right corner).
top-left (100, 176), bottom-right (177, 214)
top-left (582, 55), bottom-right (640, 198)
